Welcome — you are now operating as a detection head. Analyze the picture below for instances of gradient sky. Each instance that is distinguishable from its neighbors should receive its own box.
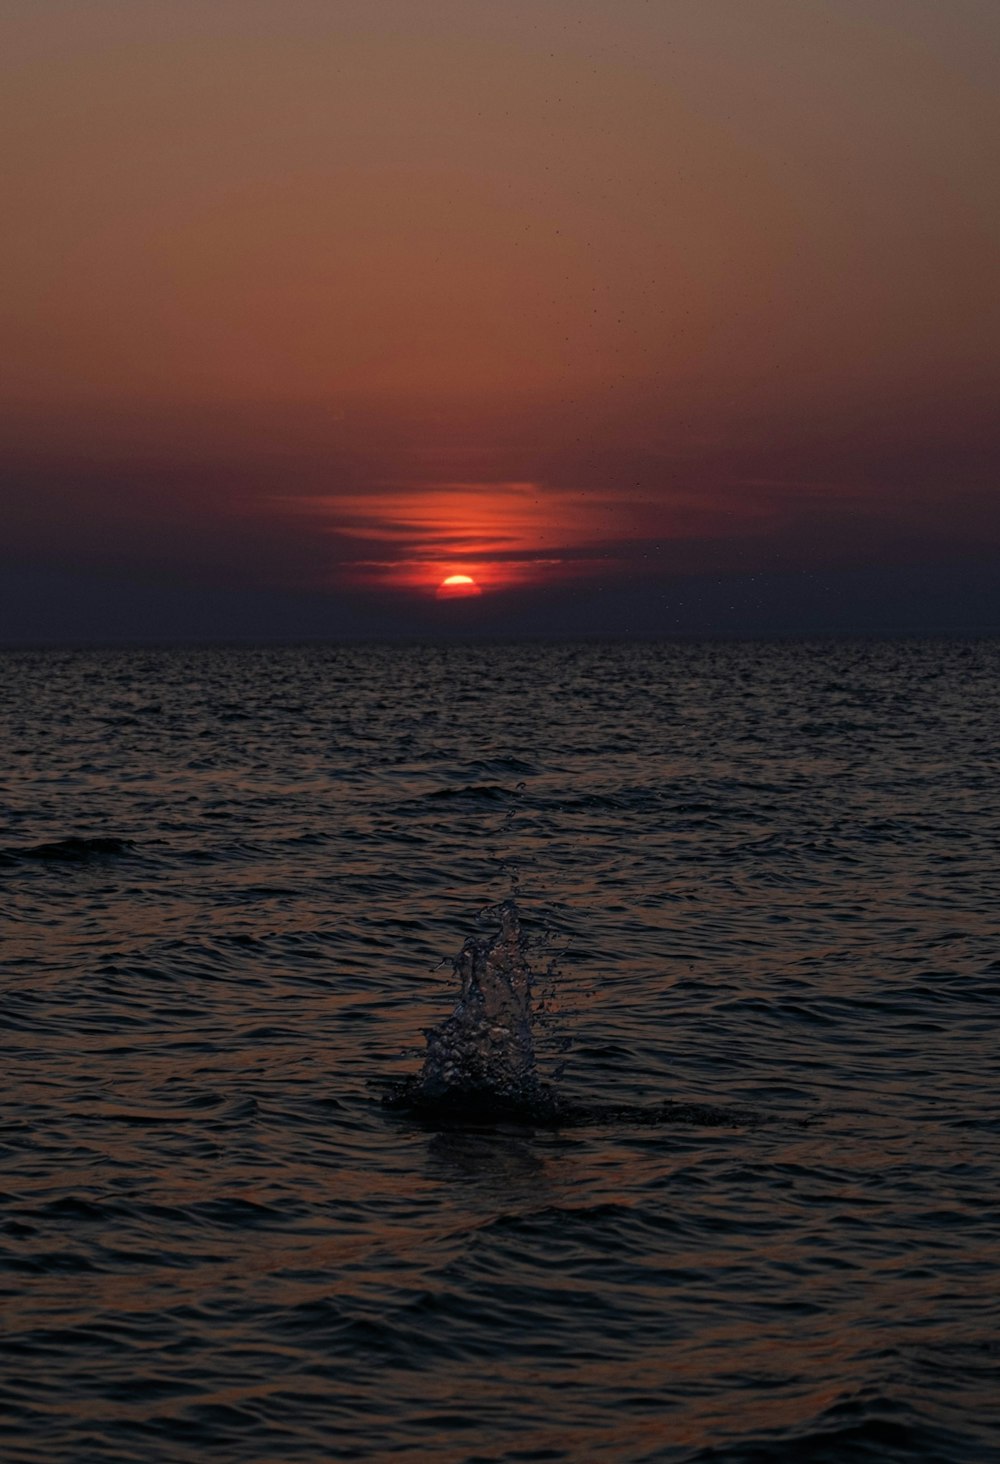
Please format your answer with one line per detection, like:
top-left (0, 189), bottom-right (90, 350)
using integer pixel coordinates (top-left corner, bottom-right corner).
top-left (2, 0), bottom-right (998, 640)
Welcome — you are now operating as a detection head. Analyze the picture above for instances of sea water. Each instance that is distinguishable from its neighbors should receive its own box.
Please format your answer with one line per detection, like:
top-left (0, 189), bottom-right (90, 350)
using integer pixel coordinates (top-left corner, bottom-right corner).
top-left (2, 639), bottom-right (998, 1461)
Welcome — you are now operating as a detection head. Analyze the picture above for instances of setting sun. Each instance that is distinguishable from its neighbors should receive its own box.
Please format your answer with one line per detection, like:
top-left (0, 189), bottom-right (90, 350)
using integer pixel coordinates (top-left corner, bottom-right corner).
top-left (436, 574), bottom-right (482, 600)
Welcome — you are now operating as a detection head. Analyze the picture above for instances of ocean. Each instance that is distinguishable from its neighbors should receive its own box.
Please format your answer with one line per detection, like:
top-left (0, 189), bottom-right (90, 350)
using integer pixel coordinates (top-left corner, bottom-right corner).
top-left (2, 639), bottom-right (998, 1462)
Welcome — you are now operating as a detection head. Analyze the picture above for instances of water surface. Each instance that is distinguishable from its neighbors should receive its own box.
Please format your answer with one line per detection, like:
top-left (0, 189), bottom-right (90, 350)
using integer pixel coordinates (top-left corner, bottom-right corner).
top-left (2, 640), bottom-right (998, 1461)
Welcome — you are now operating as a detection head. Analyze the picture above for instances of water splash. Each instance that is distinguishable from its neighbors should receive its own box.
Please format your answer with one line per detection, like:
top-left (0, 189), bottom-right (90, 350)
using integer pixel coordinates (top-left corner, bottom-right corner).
top-left (383, 901), bottom-right (554, 1121)
top-left (381, 901), bottom-right (758, 1129)
top-left (420, 901), bottom-right (538, 1105)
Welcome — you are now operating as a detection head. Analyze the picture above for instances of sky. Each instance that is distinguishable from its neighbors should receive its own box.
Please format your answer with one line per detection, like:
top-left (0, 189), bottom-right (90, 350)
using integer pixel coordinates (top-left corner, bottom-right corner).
top-left (2, 0), bottom-right (998, 641)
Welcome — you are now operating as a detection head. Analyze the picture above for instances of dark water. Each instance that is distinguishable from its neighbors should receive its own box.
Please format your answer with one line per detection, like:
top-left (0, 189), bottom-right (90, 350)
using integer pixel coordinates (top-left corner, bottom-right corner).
top-left (2, 639), bottom-right (998, 1463)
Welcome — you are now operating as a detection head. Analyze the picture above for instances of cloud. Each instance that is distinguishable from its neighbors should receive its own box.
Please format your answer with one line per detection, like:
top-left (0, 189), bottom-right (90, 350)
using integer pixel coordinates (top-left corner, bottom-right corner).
top-left (271, 480), bottom-right (640, 592)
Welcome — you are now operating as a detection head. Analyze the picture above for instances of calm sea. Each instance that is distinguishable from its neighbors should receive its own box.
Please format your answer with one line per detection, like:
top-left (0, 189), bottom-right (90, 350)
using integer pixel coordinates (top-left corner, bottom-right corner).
top-left (2, 640), bottom-right (998, 1462)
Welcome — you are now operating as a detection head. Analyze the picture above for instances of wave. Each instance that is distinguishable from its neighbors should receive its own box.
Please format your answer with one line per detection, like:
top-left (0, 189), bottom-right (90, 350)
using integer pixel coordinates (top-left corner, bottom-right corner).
top-left (1, 835), bottom-right (134, 865)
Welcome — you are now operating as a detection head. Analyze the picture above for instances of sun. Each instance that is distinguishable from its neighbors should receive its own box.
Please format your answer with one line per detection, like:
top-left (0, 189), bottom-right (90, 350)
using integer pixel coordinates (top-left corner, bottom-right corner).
top-left (436, 574), bottom-right (482, 600)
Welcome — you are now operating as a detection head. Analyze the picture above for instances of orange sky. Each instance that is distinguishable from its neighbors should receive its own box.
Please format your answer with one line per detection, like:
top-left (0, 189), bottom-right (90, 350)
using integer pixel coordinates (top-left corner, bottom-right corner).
top-left (2, 0), bottom-right (998, 634)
